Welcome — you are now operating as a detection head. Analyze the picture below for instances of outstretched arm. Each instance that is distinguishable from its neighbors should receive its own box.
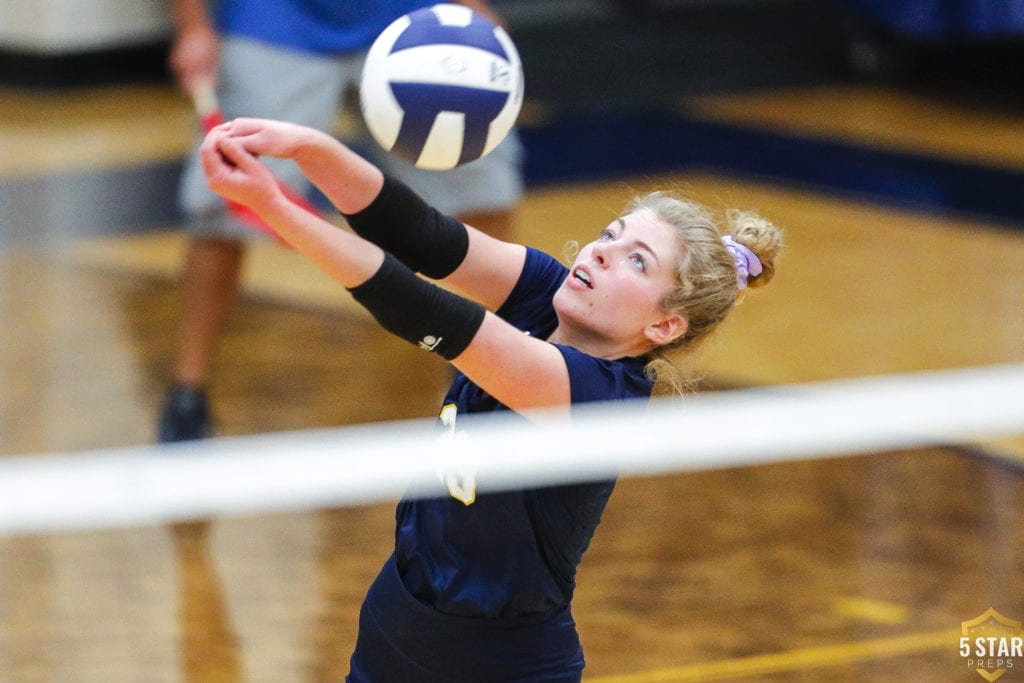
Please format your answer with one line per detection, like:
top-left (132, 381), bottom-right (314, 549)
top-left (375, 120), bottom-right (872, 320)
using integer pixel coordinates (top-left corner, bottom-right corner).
top-left (218, 118), bottom-right (526, 311)
top-left (201, 125), bottom-right (571, 413)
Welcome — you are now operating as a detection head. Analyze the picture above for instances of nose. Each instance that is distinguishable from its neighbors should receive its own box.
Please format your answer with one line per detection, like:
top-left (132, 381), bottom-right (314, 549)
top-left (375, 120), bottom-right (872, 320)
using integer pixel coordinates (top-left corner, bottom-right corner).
top-left (591, 240), bottom-right (609, 266)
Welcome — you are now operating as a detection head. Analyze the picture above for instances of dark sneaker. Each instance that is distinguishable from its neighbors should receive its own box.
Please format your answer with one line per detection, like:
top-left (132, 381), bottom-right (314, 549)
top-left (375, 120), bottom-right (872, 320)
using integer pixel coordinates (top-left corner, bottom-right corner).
top-left (158, 386), bottom-right (212, 443)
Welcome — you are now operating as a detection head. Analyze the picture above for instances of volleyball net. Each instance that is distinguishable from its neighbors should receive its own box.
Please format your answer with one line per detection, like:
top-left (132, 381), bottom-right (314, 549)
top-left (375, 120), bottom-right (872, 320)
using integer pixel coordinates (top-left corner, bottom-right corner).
top-left (2, 362), bottom-right (1022, 538)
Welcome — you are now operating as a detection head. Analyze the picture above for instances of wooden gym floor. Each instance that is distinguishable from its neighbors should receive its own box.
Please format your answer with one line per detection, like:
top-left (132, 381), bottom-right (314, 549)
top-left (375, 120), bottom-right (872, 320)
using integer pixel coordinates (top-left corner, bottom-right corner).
top-left (1, 74), bottom-right (1023, 680)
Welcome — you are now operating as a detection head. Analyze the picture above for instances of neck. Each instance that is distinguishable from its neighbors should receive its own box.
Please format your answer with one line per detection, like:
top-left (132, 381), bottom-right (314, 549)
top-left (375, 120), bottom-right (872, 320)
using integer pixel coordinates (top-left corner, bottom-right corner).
top-left (546, 325), bottom-right (651, 360)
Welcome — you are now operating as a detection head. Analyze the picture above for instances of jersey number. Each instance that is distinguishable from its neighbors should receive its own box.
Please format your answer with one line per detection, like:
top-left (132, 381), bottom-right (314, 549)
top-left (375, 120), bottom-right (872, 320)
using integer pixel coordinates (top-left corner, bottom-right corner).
top-left (438, 403), bottom-right (477, 506)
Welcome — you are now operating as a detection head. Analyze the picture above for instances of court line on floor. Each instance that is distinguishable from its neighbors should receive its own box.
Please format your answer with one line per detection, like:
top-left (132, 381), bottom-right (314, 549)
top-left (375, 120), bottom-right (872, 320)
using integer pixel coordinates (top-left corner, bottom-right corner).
top-left (588, 628), bottom-right (961, 682)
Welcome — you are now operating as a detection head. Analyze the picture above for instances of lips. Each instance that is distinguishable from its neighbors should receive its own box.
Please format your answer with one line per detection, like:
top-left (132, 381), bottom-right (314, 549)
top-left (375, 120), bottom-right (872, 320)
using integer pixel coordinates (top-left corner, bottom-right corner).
top-left (572, 267), bottom-right (593, 288)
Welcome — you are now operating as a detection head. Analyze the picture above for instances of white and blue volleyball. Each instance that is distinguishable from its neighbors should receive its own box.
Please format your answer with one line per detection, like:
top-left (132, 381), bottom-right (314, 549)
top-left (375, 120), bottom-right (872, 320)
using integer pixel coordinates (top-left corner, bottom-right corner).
top-left (359, 3), bottom-right (524, 171)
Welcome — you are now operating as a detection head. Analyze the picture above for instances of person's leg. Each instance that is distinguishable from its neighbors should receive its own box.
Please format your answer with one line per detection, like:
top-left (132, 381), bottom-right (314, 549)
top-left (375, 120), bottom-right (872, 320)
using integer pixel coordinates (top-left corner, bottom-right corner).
top-left (159, 38), bottom-right (348, 442)
top-left (173, 237), bottom-right (245, 387)
top-left (158, 238), bottom-right (244, 443)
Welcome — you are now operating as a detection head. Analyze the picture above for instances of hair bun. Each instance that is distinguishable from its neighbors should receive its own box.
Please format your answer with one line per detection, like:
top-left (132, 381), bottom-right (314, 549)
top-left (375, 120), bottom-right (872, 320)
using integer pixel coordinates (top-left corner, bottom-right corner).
top-left (725, 209), bottom-right (783, 288)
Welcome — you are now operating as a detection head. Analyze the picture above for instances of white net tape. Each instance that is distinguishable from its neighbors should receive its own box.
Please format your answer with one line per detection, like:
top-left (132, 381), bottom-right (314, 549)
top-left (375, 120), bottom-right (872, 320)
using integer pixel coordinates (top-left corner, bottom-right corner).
top-left (1, 363), bottom-right (1022, 537)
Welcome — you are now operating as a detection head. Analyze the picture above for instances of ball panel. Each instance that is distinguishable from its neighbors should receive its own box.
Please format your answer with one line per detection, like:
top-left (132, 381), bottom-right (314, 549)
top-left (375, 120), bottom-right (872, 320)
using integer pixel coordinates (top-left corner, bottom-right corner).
top-left (418, 111), bottom-right (465, 170)
top-left (483, 30), bottom-right (523, 158)
top-left (382, 45), bottom-right (516, 93)
top-left (389, 82), bottom-right (508, 168)
top-left (359, 15), bottom-right (411, 149)
top-left (360, 70), bottom-right (402, 150)
top-left (493, 27), bottom-right (523, 88)
top-left (392, 6), bottom-right (507, 59)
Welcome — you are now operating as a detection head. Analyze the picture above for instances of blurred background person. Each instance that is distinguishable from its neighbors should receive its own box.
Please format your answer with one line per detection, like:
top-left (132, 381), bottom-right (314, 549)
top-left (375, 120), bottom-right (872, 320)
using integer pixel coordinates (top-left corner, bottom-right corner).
top-left (160, 0), bottom-right (525, 442)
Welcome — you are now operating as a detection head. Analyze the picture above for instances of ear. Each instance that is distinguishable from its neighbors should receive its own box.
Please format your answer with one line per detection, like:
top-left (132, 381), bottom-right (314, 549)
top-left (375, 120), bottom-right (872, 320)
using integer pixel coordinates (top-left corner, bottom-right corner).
top-left (644, 313), bottom-right (687, 346)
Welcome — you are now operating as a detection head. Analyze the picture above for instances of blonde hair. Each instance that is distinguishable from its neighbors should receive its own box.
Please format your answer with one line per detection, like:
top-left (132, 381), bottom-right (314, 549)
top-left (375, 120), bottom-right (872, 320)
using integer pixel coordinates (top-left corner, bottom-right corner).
top-left (624, 192), bottom-right (783, 394)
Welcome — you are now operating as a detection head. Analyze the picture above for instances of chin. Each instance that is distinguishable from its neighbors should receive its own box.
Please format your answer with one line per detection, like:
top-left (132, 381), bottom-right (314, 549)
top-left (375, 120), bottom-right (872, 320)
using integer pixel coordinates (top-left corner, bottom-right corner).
top-left (551, 283), bottom-right (572, 311)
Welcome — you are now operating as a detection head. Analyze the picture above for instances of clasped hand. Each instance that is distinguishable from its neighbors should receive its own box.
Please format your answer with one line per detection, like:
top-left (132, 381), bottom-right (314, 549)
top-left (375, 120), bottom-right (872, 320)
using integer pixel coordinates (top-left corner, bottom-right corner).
top-left (200, 118), bottom-right (312, 211)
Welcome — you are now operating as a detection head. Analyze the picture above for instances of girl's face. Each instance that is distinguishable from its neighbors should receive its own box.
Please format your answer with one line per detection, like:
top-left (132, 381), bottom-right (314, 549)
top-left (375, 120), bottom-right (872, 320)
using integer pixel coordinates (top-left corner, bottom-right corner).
top-left (553, 209), bottom-right (686, 356)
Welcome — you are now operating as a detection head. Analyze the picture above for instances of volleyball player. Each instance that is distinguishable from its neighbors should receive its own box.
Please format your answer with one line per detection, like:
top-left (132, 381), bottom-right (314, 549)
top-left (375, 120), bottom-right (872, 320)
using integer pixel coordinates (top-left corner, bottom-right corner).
top-left (198, 117), bottom-right (782, 681)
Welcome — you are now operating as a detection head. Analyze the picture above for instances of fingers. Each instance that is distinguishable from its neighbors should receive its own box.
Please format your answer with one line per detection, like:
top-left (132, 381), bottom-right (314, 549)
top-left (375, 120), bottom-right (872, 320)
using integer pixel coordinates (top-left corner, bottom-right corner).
top-left (201, 126), bottom-right (251, 166)
top-left (206, 117), bottom-right (308, 161)
top-left (199, 129), bottom-right (228, 180)
top-left (201, 118), bottom-right (267, 159)
top-left (219, 117), bottom-right (256, 136)
top-left (216, 135), bottom-right (255, 169)
top-left (199, 130), bottom-right (254, 198)
top-left (217, 117), bottom-right (273, 144)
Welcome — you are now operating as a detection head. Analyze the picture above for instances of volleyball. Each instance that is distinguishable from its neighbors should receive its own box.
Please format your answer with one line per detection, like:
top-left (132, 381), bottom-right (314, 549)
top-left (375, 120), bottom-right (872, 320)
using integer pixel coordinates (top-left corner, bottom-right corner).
top-left (359, 3), bottom-right (524, 171)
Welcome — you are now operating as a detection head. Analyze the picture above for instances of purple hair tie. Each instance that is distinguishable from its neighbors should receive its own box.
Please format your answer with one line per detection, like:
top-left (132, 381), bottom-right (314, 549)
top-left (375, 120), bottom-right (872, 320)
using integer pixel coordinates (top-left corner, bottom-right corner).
top-left (721, 235), bottom-right (762, 290)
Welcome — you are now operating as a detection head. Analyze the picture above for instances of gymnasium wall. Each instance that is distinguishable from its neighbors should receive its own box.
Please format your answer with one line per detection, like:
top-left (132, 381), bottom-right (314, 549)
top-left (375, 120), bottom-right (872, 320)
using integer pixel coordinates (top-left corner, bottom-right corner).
top-left (0, 0), bottom-right (170, 52)
top-left (0, 0), bottom-right (839, 90)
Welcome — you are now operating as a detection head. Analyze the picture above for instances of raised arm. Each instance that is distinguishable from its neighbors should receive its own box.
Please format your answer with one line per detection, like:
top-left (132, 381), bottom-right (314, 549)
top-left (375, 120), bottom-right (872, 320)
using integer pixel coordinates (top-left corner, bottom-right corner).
top-left (219, 118), bottom-right (525, 311)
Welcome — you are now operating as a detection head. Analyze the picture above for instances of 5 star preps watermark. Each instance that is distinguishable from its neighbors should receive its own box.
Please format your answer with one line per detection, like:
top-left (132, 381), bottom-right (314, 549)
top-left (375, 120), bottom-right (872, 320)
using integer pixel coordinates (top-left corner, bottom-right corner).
top-left (960, 608), bottom-right (1023, 681)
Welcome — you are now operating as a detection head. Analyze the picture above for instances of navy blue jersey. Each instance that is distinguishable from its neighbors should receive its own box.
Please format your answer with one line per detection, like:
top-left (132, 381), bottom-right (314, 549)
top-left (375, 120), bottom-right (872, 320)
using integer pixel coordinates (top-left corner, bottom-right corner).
top-left (397, 247), bottom-right (654, 618)
top-left (348, 248), bottom-right (654, 681)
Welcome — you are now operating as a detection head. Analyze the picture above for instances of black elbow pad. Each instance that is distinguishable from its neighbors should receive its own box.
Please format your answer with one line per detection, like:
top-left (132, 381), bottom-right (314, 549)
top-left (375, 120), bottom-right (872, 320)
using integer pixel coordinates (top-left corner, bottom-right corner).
top-left (343, 175), bottom-right (469, 279)
top-left (348, 253), bottom-right (485, 361)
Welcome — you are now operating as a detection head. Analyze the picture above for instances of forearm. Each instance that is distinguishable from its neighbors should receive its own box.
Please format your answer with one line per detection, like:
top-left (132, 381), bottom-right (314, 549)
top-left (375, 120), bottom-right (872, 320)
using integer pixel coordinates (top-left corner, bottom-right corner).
top-left (204, 126), bottom-right (500, 373)
top-left (221, 120), bottom-right (469, 278)
top-left (257, 192), bottom-right (484, 362)
top-left (256, 194), bottom-right (384, 289)
top-left (289, 130), bottom-right (469, 279)
top-left (290, 130), bottom-right (385, 215)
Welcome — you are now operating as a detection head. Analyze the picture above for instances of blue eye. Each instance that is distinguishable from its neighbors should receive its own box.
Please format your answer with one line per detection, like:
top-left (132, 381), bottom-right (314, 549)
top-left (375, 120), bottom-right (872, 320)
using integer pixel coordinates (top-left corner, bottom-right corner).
top-left (630, 254), bottom-right (647, 271)
top-left (599, 228), bottom-right (614, 241)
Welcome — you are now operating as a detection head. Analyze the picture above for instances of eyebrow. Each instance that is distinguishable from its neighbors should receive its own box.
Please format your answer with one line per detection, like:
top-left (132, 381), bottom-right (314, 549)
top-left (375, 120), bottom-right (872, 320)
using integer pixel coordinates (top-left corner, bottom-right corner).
top-left (616, 218), bottom-right (661, 267)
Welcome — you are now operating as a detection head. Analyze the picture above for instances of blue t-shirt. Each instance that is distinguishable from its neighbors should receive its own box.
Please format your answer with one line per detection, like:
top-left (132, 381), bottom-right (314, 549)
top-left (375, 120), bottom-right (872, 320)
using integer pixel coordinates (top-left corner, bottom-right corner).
top-left (214, 0), bottom-right (434, 54)
top-left (395, 247), bottom-right (654, 619)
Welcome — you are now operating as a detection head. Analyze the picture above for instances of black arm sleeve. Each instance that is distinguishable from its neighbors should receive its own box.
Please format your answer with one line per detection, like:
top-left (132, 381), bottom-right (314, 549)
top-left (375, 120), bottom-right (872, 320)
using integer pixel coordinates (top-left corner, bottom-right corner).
top-left (342, 175), bottom-right (469, 279)
top-left (347, 253), bottom-right (486, 361)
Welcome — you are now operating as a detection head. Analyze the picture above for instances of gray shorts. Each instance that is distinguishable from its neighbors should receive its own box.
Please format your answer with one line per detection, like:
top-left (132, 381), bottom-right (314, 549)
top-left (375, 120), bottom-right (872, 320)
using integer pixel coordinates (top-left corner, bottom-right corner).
top-left (179, 37), bottom-right (525, 239)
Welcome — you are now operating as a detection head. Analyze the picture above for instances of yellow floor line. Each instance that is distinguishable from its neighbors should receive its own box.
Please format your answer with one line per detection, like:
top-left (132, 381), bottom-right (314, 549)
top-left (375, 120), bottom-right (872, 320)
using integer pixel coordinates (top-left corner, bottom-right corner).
top-left (834, 596), bottom-right (910, 625)
top-left (588, 629), bottom-right (960, 682)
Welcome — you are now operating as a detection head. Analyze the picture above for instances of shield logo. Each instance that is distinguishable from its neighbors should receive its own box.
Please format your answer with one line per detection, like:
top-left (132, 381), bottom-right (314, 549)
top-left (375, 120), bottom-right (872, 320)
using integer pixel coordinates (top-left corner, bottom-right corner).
top-left (961, 608), bottom-right (1023, 681)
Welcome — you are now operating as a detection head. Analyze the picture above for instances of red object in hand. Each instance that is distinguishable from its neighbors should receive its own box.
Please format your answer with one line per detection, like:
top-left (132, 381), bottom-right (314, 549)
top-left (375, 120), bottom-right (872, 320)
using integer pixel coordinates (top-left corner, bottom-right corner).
top-left (192, 82), bottom-right (321, 244)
